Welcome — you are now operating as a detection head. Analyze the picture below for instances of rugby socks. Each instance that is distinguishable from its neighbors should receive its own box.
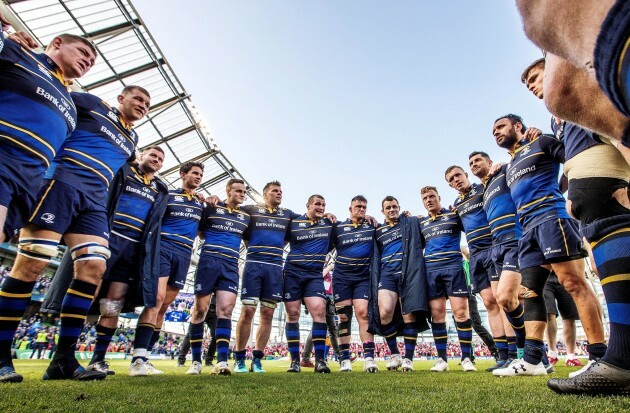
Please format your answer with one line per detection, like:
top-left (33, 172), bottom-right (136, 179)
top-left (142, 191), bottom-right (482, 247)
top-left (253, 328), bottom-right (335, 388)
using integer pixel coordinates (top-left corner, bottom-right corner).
top-left (586, 342), bottom-right (608, 361)
top-left (285, 322), bottom-right (301, 362)
top-left (431, 322), bottom-right (448, 361)
top-left (311, 322), bottom-right (327, 361)
top-left (215, 318), bottom-right (232, 363)
top-left (339, 343), bottom-right (351, 361)
top-left (523, 338), bottom-right (545, 365)
top-left (506, 336), bottom-right (517, 359)
top-left (505, 304), bottom-right (526, 349)
top-left (455, 319), bottom-right (473, 360)
top-left (90, 325), bottom-right (116, 364)
top-left (148, 327), bottom-right (161, 352)
top-left (586, 219), bottom-right (630, 369)
top-left (235, 349), bottom-right (246, 363)
top-left (382, 321), bottom-right (399, 355)
top-left (131, 322), bottom-right (155, 362)
top-left (363, 341), bottom-right (375, 359)
top-left (252, 349), bottom-right (264, 360)
top-left (188, 322), bottom-right (204, 363)
top-left (403, 323), bottom-right (418, 360)
top-left (0, 278), bottom-right (35, 368)
top-left (54, 279), bottom-right (97, 361)
top-left (494, 335), bottom-right (509, 361)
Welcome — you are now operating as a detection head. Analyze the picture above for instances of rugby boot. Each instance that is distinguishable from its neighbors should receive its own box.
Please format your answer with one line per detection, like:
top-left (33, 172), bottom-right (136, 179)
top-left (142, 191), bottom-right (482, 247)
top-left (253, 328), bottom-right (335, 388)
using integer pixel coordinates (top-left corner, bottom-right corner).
top-left (547, 361), bottom-right (630, 396)
top-left (128, 359), bottom-right (149, 376)
top-left (486, 358), bottom-right (508, 372)
top-left (386, 354), bottom-right (402, 371)
top-left (250, 357), bottom-right (266, 373)
top-left (0, 365), bottom-right (23, 383)
top-left (234, 359), bottom-right (248, 373)
top-left (461, 357), bottom-right (477, 372)
top-left (565, 358), bottom-right (584, 367)
top-left (430, 358), bottom-right (449, 372)
top-left (300, 358), bottom-right (315, 368)
top-left (43, 359), bottom-right (106, 381)
top-left (287, 360), bottom-right (301, 373)
top-left (339, 359), bottom-right (352, 372)
top-left (401, 358), bottom-right (414, 372)
top-left (314, 360), bottom-right (331, 374)
top-left (569, 359), bottom-right (596, 378)
top-left (363, 357), bottom-right (378, 373)
top-left (211, 361), bottom-right (232, 376)
top-left (86, 360), bottom-right (115, 375)
top-left (185, 361), bottom-right (202, 375)
top-left (146, 361), bottom-right (164, 375)
top-left (492, 358), bottom-right (547, 377)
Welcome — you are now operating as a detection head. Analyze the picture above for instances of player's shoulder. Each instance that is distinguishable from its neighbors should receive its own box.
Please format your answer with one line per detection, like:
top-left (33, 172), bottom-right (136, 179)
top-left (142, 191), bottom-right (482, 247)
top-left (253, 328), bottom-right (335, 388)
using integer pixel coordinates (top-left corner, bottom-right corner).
top-left (70, 91), bottom-right (105, 108)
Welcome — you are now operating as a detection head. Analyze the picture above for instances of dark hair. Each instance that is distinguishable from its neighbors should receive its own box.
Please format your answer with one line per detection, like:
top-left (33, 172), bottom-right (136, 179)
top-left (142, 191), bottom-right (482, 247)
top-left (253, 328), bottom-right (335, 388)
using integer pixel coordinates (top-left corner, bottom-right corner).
top-left (468, 151), bottom-right (491, 160)
top-left (351, 195), bottom-right (368, 204)
top-left (49, 34), bottom-right (97, 57)
top-left (494, 114), bottom-right (527, 133)
top-left (420, 186), bottom-right (438, 196)
top-left (521, 58), bottom-right (545, 84)
top-left (263, 180), bottom-right (281, 194)
top-left (226, 178), bottom-right (245, 190)
top-left (307, 194), bottom-right (325, 205)
top-left (381, 195), bottom-right (399, 208)
top-left (444, 165), bottom-right (465, 178)
top-left (122, 85), bottom-right (150, 98)
top-left (180, 161), bottom-right (204, 175)
top-left (142, 145), bottom-right (165, 155)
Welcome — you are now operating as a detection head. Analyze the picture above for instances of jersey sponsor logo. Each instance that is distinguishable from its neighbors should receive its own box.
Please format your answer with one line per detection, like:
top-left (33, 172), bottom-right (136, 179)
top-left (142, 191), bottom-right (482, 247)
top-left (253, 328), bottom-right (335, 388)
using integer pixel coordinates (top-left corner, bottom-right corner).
top-left (269, 219), bottom-right (277, 224)
top-left (258, 208), bottom-right (266, 213)
top-left (309, 230), bottom-right (317, 234)
top-left (225, 221), bottom-right (233, 227)
top-left (37, 64), bottom-right (53, 80)
top-left (237, 213), bottom-right (245, 220)
top-left (174, 195), bottom-right (184, 202)
top-left (507, 165), bottom-right (536, 186)
top-left (299, 222), bottom-right (307, 227)
top-left (216, 208), bottom-right (225, 214)
top-left (185, 208), bottom-right (194, 213)
top-left (35, 87), bottom-right (76, 129)
top-left (381, 227), bottom-right (389, 232)
top-left (143, 187), bottom-right (151, 193)
top-left (343, 227), bottom-right (351, 231)
top-left (40, 213), bottom-right (55, 224)
top-left (520, 146), bottom-right (531, 156)
top-left (441, 215), bottom-right (449, 221)
top-left (99, 125), bottom-right (133, 156)
top-left (469, 187), bottom-right (477, 196)
top-left (543, 246), bottom-right (561, 256)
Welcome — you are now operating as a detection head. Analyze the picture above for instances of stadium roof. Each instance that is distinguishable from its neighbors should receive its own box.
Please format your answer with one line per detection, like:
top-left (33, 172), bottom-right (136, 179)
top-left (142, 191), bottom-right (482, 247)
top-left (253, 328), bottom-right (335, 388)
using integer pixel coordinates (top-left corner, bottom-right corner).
top-left (2, 0), bottom-right (261, 200)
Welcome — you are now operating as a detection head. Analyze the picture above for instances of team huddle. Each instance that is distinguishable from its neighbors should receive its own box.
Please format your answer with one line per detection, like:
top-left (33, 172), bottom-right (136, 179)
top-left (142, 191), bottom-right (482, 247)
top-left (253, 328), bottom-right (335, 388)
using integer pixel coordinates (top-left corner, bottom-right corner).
top-left (1, 0), bottom-right (630, 397)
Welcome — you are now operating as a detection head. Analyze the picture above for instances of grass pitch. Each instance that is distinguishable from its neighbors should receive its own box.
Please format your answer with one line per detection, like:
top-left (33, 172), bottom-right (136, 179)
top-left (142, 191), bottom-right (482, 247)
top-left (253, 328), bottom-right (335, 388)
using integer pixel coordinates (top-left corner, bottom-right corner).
top-left (1, 358), bottom-right (629, 412)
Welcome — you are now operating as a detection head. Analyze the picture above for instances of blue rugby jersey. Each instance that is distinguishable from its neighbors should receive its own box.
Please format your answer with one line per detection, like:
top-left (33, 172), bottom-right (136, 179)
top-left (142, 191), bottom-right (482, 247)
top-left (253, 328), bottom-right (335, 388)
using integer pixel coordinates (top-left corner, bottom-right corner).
top-left (241, 205), bottom-right (297, 266)
top-left (330, 219), bottom-right (376, 279)
top-left (506, 134), bottom-right (570, 231)
top-left (111, 167), bottom-right (159, 242)
top-left (160, 189), bottom-right (204, 255)
top-left (285, 215), bottom-right (333, 273)
top-left (200, 202), bottom-right (250, 263)
top-left (45, 92), bottom-right (137, 206)
top-left (375, 221), bottom-right (403, 276)
top-left (550, 119), bottom-right (602, 161)
top-left (482, 164), bottom-right (522, 244)
top-left (0, 35), bottom-right (77, 193)
top-left (420, 208), bottom-right (463, 269)
top-left (453, 183), bottom-right (492, 252)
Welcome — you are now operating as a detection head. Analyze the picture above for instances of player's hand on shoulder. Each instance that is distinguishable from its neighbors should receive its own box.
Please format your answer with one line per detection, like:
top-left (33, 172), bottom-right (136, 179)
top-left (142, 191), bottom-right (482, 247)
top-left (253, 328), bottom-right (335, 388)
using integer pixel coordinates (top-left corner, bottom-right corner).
top-left (524, 127), bottom-right (542, 140)
top-left (365, 215), bottom-right (378, 228)
top-left (401, 210), bottom-right (411, 217)
top-left (488, 162), bottom-right (505, 177)
top-left (193, 192), bottom-right (206, 203)
top-left (1, 14), bottom-right (38, 49)
top-left (206, 194), bottom-right (220, 206)
top-left (324, 213), bottom-right (337, 223)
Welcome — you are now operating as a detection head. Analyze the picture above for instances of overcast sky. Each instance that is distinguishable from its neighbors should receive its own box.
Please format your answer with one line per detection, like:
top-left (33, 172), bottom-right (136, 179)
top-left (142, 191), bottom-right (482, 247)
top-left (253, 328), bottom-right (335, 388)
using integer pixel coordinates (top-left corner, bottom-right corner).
top-left (133, 0), bottom-right (550, 219)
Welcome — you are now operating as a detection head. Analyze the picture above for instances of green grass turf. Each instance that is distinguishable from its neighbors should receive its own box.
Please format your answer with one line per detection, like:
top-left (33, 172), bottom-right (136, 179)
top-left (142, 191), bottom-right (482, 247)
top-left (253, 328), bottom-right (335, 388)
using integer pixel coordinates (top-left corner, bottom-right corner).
top-left (1, 358), bottom-right (629, 412)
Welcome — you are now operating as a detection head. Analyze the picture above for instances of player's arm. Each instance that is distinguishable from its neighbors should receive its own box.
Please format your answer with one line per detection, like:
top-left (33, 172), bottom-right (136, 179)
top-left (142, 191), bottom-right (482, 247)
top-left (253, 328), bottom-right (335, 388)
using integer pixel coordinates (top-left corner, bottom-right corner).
top-left (0, 13), bottom-right (37, 51)
top-left (540, 133), bottom-right (566, 164)
top-left (460, 245), bottom-right (470, 260)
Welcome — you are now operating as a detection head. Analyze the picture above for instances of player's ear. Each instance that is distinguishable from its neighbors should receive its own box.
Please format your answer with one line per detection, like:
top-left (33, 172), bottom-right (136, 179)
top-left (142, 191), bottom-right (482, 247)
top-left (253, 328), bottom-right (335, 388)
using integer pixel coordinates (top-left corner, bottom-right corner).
top-left (117, 94), bottom-right (124, 104)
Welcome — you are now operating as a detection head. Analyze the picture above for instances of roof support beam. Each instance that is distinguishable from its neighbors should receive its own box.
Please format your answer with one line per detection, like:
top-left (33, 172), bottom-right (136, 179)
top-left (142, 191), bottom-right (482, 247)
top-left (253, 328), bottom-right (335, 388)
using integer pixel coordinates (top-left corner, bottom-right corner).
top-left (83, 59), bottom-right (165, 90)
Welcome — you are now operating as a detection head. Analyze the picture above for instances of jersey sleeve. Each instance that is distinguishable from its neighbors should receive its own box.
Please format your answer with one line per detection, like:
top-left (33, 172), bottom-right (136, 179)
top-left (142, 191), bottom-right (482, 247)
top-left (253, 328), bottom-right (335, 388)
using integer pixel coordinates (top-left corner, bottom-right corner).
top-left (0, 35), bottom-right (21, 64)
top-left (540, 134), bottom-right (565, 163)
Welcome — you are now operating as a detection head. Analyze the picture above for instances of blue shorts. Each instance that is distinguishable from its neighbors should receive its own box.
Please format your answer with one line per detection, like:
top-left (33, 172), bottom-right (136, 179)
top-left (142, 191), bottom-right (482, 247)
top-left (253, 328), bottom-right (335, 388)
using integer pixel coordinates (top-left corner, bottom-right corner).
top-left (378, 271), bottom-right (401, 294)
top-left (594, 0), bottom-right (630, 120)
top-left (332, 276), bottom-right (369, 303)
top-left (159, 244), bottom-right (192, 290)
top-left (194, 254), bottom-right (239, 296)
top-left (426, 265), bottom-right (469, 299)
top-left (0, 171), bottom-right (36, 240)
top-left (241, 261), bottom-right (283, 303)
top-left (282, 268), bottom-right (326, 302)
top-left (518, 218), bottom-right (586, 269)
top-left (492, 239), bottom-right (520, 275)
top-left (102, 233), bottom-right (141, 284)
top-left (28, 179), bottom-right (109, 239)
top-left (469, 248), bottom-right (495, 293)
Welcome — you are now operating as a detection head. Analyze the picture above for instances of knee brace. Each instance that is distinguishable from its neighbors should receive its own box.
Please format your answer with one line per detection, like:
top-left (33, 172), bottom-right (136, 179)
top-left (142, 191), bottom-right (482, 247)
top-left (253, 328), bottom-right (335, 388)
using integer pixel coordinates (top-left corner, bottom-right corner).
top-left (99, 298), bottom-right (124, 317)
top-left (71, 242), bottom-right (111, 262)
top-left (568, 178), bottom-right (630, 225)
top-left (260, 300), bottom-right (277, 309)
top-left (336, 305), bottom-right (353, 338)
top-left (18, 238), bottom-right (59, 262)
top-left (241, 298), bottom-right (259, 308)
top-left (520, 266), bottom-right (551, 322)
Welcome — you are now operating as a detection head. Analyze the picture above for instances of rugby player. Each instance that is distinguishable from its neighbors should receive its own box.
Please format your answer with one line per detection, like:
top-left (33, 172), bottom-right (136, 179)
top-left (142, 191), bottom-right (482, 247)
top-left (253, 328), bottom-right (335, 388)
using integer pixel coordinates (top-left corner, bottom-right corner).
top-left (283, 195), bottom-right (333, 374)
top-left (491, 114), bottom-right (607, 377)
top-left (185, 178), bottom-right (249, 376)
top-left (419, 187), bottom-right (476, 372)
top-left (330, 195), bottom-right (378, 373)
top-left (233, 181), bottom-right (295, 373)
top-left (522, 58), bottom-right (630, 394)
top-left (445, 166), bottom-right (507, 371)
top-left (374, 196), bottom-right (424, 372)
top-left (127, 161), bottom-right (205, 376)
